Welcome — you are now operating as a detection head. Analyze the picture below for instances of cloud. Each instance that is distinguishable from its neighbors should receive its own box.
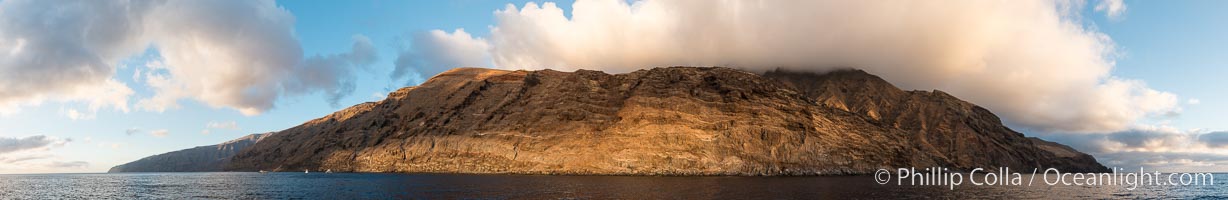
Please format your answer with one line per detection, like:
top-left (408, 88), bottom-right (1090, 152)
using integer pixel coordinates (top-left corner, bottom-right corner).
top-left (0, 135), bottom-right (85, 172)
top-left (0, 154), bottom-right (50, 164)
top-left (1095, 0), bottom-right (1127, 19)
top-left (0, 135), bottom-right (69, 155)
top-left (202, 120), bottom-right (239, 135)
top-left (206, 121), bottom-right (239, 130)
top-left (370, 92), bottom-right (388, 101)
top-left (391, 29), bottom-right (492, 85)
top-left (125, 128), bottom-right (141, 136)
top-left (1188, 98), bottom-right (1201, 105)
top-left (46, 161), bottom-right (89, 169)
top-left (1105, 128), bottom-right (1195, 151)
top-left (1093, 152), bottom-right (1228, 172)
top-left (1198, 132), bottom-right (1228, 148)
top-left (0, 0), bottom-right (378, 116)
top-left (0, 154), bottom-right (88, 171)
top-left (403, 0), bottom-right (1175, 133)
top-left (97, 142), bottom-right (126, 149)
top-left (150, 129), bottom-right (169, 138)
top-left (1039, 127), bottom-right (1228, 172)
top-left (284, 35), bottom-right (380, 107)
top-left (62, 108), bottom-right (95, 121)
top-left (0, 1), bottom-right (141, 116)
top-left (1044, 125), bottom-right (1203, 153)
top-left (132, 0), bottom-right (302, 115)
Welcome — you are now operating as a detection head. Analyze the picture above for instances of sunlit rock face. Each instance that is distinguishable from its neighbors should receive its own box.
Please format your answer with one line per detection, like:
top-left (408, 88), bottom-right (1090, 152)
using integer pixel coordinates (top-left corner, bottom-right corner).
top-left (108, 133), bottom-right (276, 173)
top-left (212, 66), bottom-right (1105, 175)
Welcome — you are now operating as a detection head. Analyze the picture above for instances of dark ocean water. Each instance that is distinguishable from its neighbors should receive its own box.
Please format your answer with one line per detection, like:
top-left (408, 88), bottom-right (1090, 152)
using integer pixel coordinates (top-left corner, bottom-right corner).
top-left (0, 172), bottom-right (1224, 199)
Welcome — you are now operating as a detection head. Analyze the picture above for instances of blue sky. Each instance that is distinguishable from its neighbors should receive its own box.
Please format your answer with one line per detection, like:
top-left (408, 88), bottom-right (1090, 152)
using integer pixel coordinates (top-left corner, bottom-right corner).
top-left (0, 0), bottom-right (1224, 173)
top-left (1097, 0), bottom-right (1228, 131)
top-left (0, 0), bottom-right (579, 174)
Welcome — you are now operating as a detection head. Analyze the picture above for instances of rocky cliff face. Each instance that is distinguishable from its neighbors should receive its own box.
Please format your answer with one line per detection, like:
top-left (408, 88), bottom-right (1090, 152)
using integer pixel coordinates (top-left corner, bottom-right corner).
top-left (765, 69), bottom-right (1107, 172)
top-left (220, 66), bottom-right (1106, 175)
top-left (108, 133), bottom-right (275, 172)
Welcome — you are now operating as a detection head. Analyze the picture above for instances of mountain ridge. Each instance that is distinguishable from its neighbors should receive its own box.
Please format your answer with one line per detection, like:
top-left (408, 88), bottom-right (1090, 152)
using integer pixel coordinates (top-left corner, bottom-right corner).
top-left (108, 132), bottom-right (276, 172)
top-left (226, 66), bottom-right (1106, 175)
top-left (114, 66), bottom-right (1107, 175)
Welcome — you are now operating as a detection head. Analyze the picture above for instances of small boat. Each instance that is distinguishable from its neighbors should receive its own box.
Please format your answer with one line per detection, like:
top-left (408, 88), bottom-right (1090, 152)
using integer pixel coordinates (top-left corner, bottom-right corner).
top-left (305, 169), bottom-right (309, 173)
top-left (259, 170), bottom-right (268, 174)
top-left (325, 169), bottom-right (333, 173)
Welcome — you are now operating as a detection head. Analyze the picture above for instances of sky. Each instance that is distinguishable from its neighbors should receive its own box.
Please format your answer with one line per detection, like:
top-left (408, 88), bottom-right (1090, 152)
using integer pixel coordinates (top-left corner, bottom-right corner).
top-left (0, 0), bottom-right (1224, 174)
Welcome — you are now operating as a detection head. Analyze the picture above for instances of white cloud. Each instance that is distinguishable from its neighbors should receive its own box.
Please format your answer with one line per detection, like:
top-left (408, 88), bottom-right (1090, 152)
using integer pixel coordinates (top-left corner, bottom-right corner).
top-left (0, 1), bottom-right (142, 116)
top-left (0, 0), bottom-right (378, 116)
top-left (404, 0), bottom-right (1175, 133)
top-left (1188, 98), bottom-right (1201, 105)
top-left (201, 120), bottom-right (239, 135)
top-left (206, 121), bottom-right (239, 130)
top-left (134, 0), bottom-right (300, 115)
top-left (370, 92), bottom-right (388, 101)
top-left (150, 129), bottom-right (169, 138)
top-left (135, 1), bottom-right (380, 115)
top-left (45, 161), bottom-right (88, 169)
top-left (1095, 0), bottom-right (1127, 19)
top-left (96, 141), bottom-right (126, 149)
top-left (0, 78), bottom-right (134, 117)
top-left (62, 108), bottom-right (95, 121)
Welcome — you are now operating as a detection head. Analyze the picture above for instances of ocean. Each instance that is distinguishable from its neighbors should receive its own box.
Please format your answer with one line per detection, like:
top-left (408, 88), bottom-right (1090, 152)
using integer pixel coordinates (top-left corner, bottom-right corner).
top-left (0, 172), bottom-right (1224, 199)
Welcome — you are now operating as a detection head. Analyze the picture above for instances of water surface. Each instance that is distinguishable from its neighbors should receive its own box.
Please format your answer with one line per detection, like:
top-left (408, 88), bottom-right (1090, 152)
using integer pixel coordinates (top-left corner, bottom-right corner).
top-left (0, 172), bottom-right (1224, 199)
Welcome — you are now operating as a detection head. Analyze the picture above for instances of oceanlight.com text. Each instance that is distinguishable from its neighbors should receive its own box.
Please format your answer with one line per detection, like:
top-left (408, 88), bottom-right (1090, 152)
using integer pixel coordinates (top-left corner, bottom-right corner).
top-left (873, 167), bottom-right (1214, 190)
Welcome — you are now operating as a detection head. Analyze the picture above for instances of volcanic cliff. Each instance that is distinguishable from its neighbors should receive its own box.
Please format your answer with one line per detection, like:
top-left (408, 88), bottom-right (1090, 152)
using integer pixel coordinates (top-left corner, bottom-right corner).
top-left (212, 66), bottom-right (1106, 175)
top-left (109, 133), bottom-right (275, 172)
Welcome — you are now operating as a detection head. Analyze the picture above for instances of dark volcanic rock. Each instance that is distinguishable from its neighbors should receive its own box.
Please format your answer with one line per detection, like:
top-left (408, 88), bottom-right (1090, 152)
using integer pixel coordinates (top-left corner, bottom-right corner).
top-left (216, 66), bottom-right (1106, 175)
top-left (765, 69), bottom-right (1109, 173)
top-left (108, 133), bottom-right (275, 173)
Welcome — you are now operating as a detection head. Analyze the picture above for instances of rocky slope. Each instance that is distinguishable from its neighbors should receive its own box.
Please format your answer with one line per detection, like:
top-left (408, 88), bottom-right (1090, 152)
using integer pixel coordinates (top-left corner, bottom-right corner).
top-left (108, 133), bottom-right (275, 172)
top-left (765, 69), bottom-right (1106, 172)
top-left (218, 66), bottom-right (1106, 175)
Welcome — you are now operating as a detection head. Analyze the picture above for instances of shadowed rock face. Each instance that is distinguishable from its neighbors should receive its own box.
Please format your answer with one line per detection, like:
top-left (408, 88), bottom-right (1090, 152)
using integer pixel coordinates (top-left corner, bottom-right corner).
top-left (108, 133), bottom-right (275, 173)
top-left (214, 66), bottom-right (1106, 175)
top-left (765, 69), bottom-right (1108, 173)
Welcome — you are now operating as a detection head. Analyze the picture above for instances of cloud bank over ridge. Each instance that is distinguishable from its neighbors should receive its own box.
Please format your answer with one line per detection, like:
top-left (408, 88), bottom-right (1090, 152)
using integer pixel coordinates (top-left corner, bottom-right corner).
top-left (401, 0), bottom-right (1173, 134)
